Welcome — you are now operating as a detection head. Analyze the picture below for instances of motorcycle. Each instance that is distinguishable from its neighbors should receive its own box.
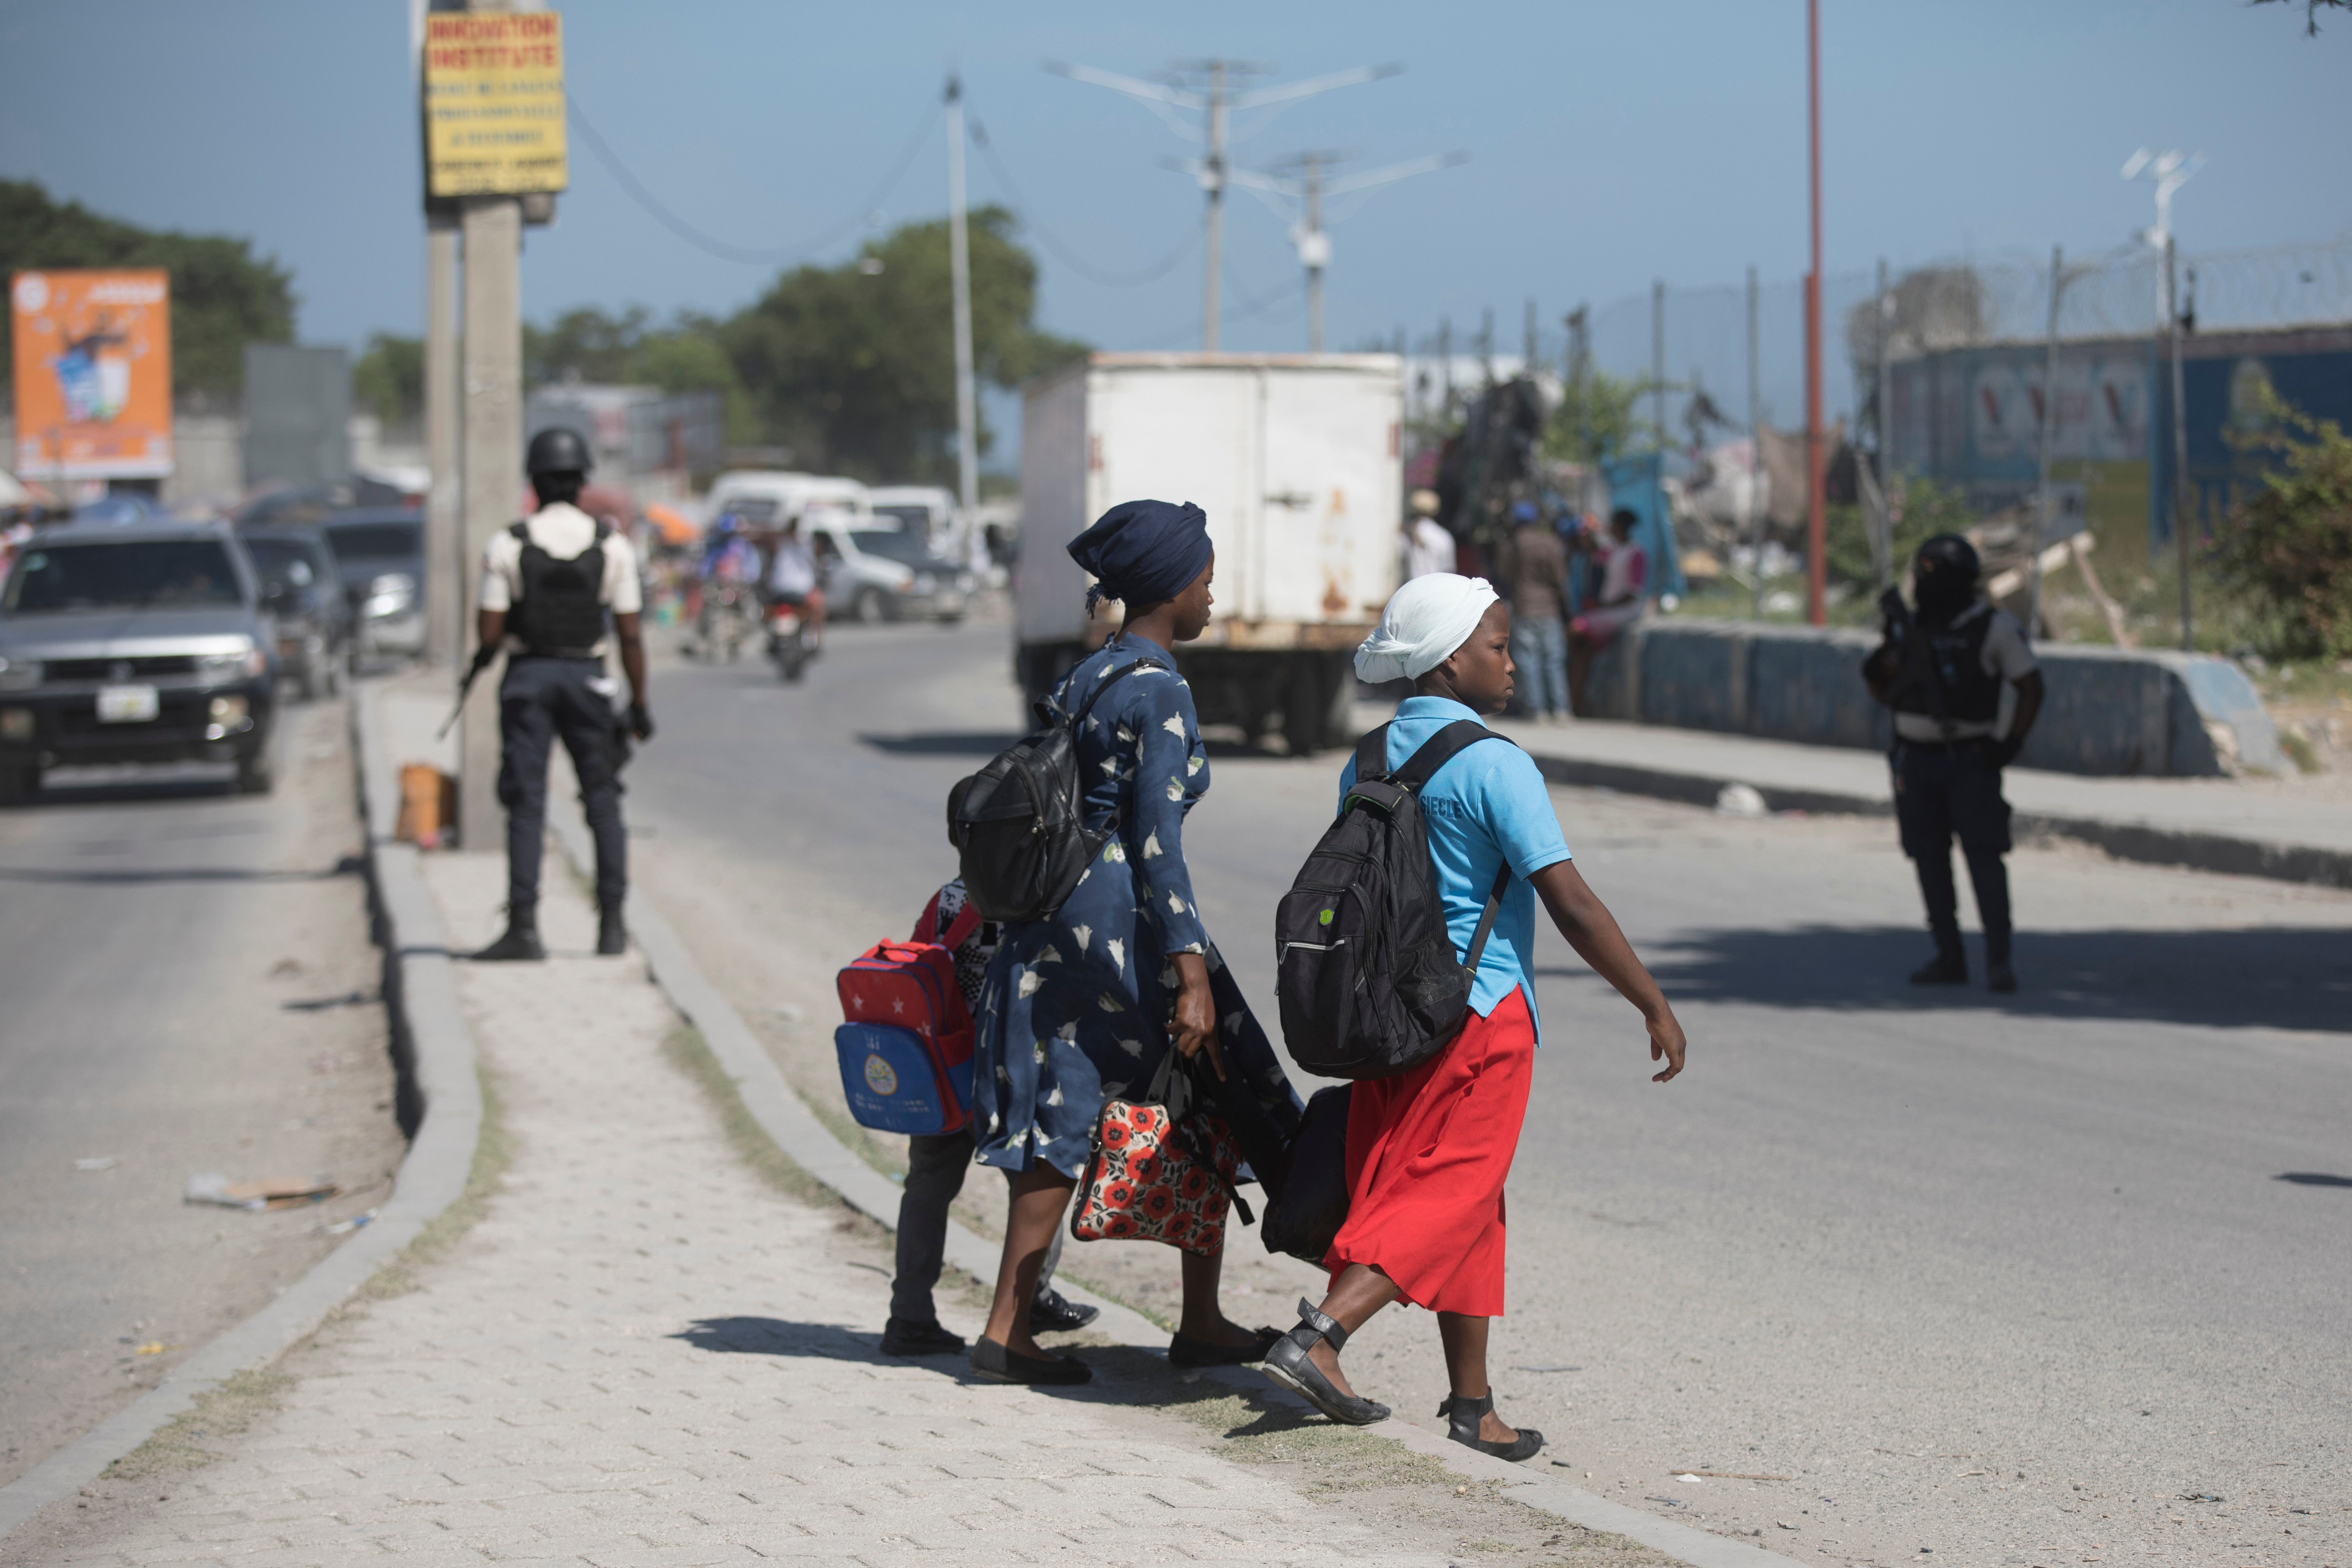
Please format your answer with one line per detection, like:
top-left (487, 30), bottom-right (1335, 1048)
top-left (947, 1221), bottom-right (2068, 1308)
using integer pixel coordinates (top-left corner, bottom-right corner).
top-left (766, 598), bottom-right (814, 682)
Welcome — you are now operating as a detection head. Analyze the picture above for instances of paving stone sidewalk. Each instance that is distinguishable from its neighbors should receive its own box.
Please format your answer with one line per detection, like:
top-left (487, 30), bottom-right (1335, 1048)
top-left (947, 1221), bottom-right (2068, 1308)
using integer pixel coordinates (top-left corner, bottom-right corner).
top-left (11, 848), bottom-right (1656, 1568)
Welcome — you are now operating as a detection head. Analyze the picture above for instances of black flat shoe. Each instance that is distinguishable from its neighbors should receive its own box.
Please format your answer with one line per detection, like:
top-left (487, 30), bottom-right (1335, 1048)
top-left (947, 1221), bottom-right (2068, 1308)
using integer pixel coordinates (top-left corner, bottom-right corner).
top-left (472, 926), bottom-right (545, 962)
top-left (1909, 952), bottom-right (1967, 985)
top-left (1986, 959), bottom-right (2017, 994)
top-left (880, 1317), bottom-right (966, 1357)
top-left (969, 1336), bottom-right (1091, 1385)
top-left (1027, 1286), bottom-right (1099, 1335)
top-left (1439, 1392), bottom-right (1544, 1462)
top-left (1168, 1325), bottom-right (1283, 1369)
top-left (1259, 1299), bottom-right (1389, 1426)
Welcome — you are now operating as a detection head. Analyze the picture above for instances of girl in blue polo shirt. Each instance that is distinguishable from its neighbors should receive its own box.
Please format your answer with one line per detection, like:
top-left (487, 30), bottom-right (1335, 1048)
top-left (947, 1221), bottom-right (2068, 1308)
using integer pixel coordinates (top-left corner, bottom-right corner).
top-left (1260, 573), bottom-right (1689, 1462)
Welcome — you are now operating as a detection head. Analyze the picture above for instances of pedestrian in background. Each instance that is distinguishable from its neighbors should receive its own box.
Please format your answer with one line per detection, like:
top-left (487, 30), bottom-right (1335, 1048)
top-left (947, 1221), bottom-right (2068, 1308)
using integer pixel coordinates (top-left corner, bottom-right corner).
top-left (1401, 488), bottom-right (1456, 582)
top-left (1259, 572), bottom-right (1687, 1460)
top-left (966, 499), bottom-right (1301, 1386)
top-left (470, 427), bottom-right (653, 962)
top-left (1863, 534), bottom-right (2044, 992)
top-left (1567, 508), bottom-right (1649, 716)
top-left (1496, 500), bottom-right (1570, 723)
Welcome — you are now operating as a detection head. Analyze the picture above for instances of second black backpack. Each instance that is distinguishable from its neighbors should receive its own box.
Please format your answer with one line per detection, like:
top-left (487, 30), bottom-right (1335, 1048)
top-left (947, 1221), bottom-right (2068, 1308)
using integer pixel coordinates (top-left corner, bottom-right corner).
top-left (948, 658), bottom-right (1162, 924)
top-left (1274, 720), bottom-right (1512, 1080)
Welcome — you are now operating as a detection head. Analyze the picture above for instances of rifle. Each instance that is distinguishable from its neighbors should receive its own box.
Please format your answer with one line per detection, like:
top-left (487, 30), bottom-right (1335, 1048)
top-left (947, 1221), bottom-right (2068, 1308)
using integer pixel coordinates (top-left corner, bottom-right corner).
top-left (434, 645), bottom-right (500, 741)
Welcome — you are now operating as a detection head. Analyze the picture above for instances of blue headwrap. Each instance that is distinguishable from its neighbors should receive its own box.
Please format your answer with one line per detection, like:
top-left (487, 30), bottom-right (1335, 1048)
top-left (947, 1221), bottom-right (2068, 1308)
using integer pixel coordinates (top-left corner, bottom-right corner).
top-left (1067, 499), bottom-right (1213, 613)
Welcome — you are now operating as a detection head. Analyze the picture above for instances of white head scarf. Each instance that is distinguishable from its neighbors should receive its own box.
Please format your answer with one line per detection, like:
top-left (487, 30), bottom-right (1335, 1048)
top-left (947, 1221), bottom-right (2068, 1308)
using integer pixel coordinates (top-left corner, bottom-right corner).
top-left (1354, 573), bottom-right (1501, 684)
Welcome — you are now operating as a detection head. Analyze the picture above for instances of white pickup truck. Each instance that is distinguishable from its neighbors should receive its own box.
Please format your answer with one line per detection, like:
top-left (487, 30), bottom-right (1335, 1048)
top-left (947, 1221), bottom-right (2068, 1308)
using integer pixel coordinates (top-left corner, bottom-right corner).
top-left (1015, 353), bottom-right (1404, 755)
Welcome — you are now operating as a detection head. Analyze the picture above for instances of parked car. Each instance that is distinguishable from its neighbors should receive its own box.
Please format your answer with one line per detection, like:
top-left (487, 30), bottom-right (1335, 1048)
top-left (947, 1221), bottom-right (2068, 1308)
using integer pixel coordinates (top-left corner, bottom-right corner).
top-left (809, 512), bottom-right (974, 624)
top-left (237, 526), bottom-right (352, 700)
top-left (0, 520), bottom-right (280, 802)
top-left (319, 508), bottom-right (426, 660)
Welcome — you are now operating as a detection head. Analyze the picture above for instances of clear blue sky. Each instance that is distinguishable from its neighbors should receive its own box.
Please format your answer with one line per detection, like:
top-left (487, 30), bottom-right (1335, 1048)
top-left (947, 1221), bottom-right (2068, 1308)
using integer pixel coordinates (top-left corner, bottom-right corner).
top-left (4, 0), bottom-right (2345, 417)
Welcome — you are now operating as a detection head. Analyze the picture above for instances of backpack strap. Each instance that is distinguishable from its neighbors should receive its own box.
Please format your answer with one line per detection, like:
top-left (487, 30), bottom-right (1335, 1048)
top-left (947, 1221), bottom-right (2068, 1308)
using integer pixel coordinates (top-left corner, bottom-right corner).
top-left (911, 889), bottom-right (945, 945)
top-left (937, 901), bottom-right (985, 953)
top-left (1389, 719), bottom-right (1520, 973)
top-left (1391, 718), bottom-right (1515, 791)
top-left (1353, 723), bottom-right (1392, 786)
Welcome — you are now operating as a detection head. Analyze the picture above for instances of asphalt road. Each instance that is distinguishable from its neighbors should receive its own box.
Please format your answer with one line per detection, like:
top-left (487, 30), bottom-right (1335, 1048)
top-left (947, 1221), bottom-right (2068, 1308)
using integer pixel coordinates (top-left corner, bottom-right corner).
top-left (619, 612), bottom-right (2351, 1568)
top-left (0, 699), bottom-right (403, 1488)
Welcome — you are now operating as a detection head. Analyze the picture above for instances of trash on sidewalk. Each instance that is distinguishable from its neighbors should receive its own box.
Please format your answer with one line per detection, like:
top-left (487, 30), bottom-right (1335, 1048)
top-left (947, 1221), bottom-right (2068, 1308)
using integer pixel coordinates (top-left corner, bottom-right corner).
top-left (74, 1156), bottom-right (118, 1171)
top-left (395, 763), bottom-right (456, 848)
top-left (185, 1172), bottom-right (342, 1211)
top-left (324, 1208), bottom-right (378, 1235)
top-left (1714, 782), bottom-right (1769, 818)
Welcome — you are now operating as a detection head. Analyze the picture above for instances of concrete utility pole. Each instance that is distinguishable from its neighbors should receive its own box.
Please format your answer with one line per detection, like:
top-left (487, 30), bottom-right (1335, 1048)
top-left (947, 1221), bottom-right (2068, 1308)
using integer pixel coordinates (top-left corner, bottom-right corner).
top-left (1564, 304), bottom-right (1590, 458)
top-left (2124, 149), bottom-right (2203, 650)
top-left (946, 75), bottom-right (979, 522)
top-left (1229, 149), bottom-right (1461, 353)
top-left (458, 192), bottom-right (521, 843)
top-left (1747, 264), bottom-right (1764, 620)
top-left (425, 222), bottom-right (461, 672)
top-left (1437, 316), bottom-right (1453, 414)
top-left (1803, 0), bottom-right (1828, 628)
top-left (1049, 58), bottom-right (1399, 350)
top-left (2027, 244), bottom-right (2064, 642)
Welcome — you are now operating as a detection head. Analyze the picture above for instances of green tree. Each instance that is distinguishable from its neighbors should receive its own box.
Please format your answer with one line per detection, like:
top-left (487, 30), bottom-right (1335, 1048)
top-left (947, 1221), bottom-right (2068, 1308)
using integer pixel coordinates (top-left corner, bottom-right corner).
top-left (720, 206), bottom-right (1085, 481)
top-left (1540, 368), bottom-right (1658, 464)
top-left (353, 333), bottom-right (423, 427)
top-left (1824, 474), bottom-right (1975, 593)
top-left (0, 178), bottom-right (296, 404)
top-left (2214, 396), bottom-right (2352, 659)
top-left (521, 305), bottom-right (759, 447)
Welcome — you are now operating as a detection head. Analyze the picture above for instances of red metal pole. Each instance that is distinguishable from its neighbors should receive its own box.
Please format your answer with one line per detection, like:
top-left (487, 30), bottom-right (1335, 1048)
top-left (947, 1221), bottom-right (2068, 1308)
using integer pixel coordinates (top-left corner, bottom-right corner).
top-left (1805, 0), bottom-right (1827, 627)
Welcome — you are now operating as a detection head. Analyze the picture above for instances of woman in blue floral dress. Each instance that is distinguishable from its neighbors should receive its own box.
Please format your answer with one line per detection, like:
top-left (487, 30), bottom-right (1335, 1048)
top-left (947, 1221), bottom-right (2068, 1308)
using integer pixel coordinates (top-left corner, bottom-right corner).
top-left (969, 499), bottom-right (1301, 1385)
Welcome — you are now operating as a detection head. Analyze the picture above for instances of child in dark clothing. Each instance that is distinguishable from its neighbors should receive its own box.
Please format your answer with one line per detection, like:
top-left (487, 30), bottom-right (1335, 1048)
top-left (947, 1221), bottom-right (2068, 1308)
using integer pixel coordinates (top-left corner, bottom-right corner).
top-left (881, 877), bottom-right (1098, 1355)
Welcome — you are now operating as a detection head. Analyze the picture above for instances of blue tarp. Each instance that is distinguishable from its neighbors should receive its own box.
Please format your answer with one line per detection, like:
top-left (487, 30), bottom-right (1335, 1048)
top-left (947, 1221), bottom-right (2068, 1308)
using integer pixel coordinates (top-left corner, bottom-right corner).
top-left (1567, 453), bottom-right (1687, 612)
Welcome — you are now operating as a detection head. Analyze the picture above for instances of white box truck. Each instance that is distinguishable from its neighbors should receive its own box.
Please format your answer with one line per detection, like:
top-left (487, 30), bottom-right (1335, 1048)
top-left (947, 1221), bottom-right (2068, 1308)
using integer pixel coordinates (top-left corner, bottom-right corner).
top-left (1016, 353), bottom-right (1404, 755)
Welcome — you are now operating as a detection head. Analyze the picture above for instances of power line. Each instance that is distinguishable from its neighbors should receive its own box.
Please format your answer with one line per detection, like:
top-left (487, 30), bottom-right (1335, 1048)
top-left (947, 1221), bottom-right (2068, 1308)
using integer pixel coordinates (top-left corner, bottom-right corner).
top-left (966, 112), bottom-right (1197, 287)
top-left (565, 92), bottom-right (937, 266)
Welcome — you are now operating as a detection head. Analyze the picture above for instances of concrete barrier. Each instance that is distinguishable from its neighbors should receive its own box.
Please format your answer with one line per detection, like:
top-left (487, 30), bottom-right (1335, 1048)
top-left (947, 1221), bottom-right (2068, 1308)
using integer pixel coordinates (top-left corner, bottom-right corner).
top-left (1583, 617), bottom-right (2282, 777)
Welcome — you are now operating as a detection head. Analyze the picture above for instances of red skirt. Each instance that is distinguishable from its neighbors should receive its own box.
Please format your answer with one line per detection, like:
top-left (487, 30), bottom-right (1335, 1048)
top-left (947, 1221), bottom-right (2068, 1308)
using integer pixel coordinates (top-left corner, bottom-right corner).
top-left (1325, 987), bottom-right (1535, 1316)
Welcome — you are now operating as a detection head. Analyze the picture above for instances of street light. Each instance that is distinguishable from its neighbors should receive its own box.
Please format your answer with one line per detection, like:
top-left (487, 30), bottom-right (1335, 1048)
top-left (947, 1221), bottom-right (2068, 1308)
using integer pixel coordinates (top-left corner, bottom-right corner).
top-left (1224, 150), bottom-right (1466, 351)
top-left (2124, 147), bottom-right (2204, 650)
top-left (1045, 59), bottom-right (1402, 349)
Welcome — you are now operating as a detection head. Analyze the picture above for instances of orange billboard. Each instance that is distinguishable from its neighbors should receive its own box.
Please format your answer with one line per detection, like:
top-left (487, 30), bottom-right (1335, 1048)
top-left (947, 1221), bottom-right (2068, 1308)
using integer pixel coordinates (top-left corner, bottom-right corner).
top-left (10, 268), bottom-right (174, 480)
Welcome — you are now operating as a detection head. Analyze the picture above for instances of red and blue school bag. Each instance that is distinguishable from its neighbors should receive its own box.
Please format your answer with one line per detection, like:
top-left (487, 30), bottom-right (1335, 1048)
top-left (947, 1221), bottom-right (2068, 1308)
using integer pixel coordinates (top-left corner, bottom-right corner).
top-left (834, 902), bottom-right (983, 1135)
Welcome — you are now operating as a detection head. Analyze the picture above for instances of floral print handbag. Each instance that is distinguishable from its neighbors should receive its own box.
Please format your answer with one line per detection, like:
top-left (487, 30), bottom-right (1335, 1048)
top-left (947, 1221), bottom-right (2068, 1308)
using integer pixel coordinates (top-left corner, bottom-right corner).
top-left (1071, 1054), bottom-right (1254, 1257)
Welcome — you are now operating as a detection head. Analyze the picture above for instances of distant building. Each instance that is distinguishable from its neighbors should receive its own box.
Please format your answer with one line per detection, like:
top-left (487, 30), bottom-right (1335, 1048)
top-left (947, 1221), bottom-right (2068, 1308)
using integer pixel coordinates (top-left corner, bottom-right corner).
top-left (525, 383), bottom-right (724, 496)
top-left (1886, 322), bottom-right (2352, 576)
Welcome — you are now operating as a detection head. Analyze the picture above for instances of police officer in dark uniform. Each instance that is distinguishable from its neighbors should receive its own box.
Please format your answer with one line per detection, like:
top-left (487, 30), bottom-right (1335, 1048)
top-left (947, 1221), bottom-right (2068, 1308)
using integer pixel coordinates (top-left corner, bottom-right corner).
top-left (471, 427), bottom-right (653, 961)
top-left (1864, 534), bottom-right (2045, 993)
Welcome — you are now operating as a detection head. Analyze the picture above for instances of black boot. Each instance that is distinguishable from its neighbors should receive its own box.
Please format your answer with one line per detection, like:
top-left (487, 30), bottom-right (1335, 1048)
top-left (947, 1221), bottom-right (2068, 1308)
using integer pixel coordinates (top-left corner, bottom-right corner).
top-left (597, 902), bottom-right (627, 957)
top-left (1986, 957), bottom-right (2017, 993)
top-left (1260, 1299), bottom-right (1389, 1426)
top-left (473, 917), bottom-right (545, 962)
top-left (1439, 1391), bottom-right (1544, 1462)
top-left (1909, 948), bottom-right (1967, 985)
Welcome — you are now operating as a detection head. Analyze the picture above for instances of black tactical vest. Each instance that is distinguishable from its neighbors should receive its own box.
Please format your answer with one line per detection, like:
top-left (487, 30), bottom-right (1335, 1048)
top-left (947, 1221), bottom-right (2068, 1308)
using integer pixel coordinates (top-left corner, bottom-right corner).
top-left (510, 519), bottom-right (610, 658)
top-left (1890, 602), bottom-right (2003, 724)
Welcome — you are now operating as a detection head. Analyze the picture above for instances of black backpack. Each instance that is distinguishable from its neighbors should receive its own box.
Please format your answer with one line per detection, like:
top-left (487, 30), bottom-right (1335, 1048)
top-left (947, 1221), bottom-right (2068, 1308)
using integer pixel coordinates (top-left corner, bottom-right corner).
top-left (948, 658), bottom-right (1164, 924)
top-left (1274, 720), bottom-right (1513, 1080)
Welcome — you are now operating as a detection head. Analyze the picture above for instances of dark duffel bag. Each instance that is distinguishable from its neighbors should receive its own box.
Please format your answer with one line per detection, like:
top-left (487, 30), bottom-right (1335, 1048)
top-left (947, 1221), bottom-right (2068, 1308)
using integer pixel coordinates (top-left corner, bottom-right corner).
top-left (1260, 1083), bottom-right (1353, 1266)
top-left (948, 657), bottom-right (1162, 924)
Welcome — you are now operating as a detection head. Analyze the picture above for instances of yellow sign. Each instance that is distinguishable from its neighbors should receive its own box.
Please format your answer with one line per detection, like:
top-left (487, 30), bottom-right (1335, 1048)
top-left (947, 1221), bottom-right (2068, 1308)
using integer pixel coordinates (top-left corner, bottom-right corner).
top-left (423, 11), bottom-right (567, 198)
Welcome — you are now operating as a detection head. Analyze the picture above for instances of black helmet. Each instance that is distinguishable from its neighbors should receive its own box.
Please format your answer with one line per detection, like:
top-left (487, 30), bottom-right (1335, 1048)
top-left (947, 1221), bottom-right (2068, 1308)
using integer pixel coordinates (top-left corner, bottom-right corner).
top-left (1914, 532), bottom-right (1980, 583)
top-left (526, 425), bottom-right (592, 478)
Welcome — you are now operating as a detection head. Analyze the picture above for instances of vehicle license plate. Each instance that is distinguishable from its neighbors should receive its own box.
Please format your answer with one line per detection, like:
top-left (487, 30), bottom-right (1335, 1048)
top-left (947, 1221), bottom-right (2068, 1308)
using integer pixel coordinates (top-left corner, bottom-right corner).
top-left (96, 684), bottom-right (160, 723)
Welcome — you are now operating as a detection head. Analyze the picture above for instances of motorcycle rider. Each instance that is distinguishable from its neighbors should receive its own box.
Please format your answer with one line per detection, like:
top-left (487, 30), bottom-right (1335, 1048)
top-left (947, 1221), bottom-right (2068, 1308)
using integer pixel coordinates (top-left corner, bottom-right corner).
top-left (763, 514), bottom-right (825, 651)
top-left (470, 426), bottom-right (652, 962)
